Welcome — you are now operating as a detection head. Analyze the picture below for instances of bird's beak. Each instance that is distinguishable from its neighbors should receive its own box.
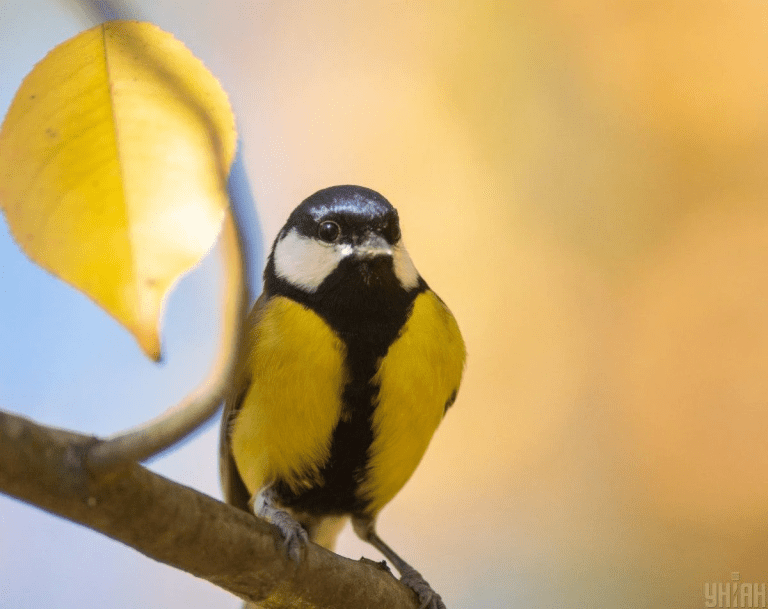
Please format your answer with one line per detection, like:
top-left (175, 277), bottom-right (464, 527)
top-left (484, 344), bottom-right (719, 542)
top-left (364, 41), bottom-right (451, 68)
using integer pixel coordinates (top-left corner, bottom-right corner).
top-left (354, 234), bottom-right (392, 259)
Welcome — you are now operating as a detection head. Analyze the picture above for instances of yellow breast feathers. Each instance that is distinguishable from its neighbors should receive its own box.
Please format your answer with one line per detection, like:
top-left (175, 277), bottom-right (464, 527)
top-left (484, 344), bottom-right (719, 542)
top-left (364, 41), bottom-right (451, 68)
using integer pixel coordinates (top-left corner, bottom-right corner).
top-left (229, 296), bottom-right (347, 497)
top-left (361, 290), bottom-right (466, 514)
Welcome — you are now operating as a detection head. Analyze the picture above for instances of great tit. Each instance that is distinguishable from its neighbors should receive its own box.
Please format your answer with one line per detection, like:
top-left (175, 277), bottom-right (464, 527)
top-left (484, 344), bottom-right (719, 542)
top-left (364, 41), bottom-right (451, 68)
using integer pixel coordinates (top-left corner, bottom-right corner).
top-left (220, 185), bottom-right (465, 609)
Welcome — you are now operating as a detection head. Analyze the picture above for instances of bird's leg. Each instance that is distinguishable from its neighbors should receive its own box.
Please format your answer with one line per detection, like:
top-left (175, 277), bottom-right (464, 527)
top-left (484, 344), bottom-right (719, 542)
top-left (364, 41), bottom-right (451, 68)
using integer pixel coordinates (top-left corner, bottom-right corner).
top-left (352, 516), bottom-right (446, 609)
top-left (251, 487), bottom-right (308, 563)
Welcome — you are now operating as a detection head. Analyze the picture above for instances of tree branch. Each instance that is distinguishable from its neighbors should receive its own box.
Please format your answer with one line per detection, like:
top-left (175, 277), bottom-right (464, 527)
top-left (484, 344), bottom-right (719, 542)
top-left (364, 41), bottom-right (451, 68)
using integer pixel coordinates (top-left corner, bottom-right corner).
top-left (0, 408), bottom-right (420, 608)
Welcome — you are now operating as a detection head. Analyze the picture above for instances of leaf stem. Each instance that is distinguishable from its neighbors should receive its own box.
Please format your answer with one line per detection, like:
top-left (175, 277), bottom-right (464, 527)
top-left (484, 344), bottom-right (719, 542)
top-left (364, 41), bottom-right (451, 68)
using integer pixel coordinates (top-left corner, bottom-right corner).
top-left (87, 210), bottom-right (246, 468)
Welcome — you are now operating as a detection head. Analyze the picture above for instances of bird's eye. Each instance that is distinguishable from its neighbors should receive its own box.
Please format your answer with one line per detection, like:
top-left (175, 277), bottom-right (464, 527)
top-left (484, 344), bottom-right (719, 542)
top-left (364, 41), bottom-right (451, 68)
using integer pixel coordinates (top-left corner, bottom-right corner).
top-left (384, 220), bottom-right (401, 243)
top-left (318, 220), bottom-right (341, 242)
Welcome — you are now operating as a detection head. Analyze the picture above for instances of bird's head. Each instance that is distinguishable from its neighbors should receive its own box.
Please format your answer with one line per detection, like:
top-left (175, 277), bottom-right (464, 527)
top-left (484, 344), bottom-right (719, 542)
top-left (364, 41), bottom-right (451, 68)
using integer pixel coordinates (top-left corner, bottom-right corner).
top-left (267, 185), bottom-right (421, 296)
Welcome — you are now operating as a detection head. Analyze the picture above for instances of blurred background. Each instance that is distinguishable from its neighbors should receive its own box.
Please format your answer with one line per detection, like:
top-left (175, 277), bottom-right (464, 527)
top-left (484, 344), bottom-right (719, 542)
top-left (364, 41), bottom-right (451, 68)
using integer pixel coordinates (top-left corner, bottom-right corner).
top-left (2, 1), bottom-right (768, 607)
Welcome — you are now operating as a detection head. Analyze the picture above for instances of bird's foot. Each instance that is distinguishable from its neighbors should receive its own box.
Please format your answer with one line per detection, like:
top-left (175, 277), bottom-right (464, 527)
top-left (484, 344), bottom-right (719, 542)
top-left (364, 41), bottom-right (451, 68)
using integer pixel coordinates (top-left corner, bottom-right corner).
top-left (399, 565), bottom-right (446, 609)
top-left (270, 508), bottom-right (309, 563)
top-left (256, 495), bottom-right (308, 563)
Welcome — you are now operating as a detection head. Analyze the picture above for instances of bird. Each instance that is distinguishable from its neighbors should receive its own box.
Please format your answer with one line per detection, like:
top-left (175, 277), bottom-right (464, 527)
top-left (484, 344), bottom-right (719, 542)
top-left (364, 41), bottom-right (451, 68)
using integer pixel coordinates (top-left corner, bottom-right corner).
top-left (220, 185), bottom-right (466, 609)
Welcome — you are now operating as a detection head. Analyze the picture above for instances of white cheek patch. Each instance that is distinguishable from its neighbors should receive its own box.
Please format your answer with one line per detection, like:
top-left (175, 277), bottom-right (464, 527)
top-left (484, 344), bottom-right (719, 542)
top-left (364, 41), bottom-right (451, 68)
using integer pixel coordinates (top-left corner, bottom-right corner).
top-left (274, 229), bottom-right (421, 292)
top-left (274, 229), bottom-right (352, 292)
top-left (392, 241), bottom-right (420, 290)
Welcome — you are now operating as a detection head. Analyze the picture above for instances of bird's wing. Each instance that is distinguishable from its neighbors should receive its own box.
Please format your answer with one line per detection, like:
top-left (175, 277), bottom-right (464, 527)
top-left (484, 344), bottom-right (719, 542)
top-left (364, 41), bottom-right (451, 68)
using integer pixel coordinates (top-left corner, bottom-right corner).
top-left (219, 291), bottom-right (269, 510)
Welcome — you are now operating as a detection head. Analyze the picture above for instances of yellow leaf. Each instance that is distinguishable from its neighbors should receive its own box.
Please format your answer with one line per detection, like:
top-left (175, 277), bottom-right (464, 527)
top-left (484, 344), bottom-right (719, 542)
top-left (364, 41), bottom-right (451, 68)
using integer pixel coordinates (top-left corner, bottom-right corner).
top-left (0, 21), bottom-right (236, 359)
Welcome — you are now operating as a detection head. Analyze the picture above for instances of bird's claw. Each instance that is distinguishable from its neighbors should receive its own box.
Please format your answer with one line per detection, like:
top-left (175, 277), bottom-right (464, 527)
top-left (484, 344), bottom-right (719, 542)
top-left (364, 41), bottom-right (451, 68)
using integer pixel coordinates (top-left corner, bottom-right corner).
top-left (266, 507), bottom-right (309, 563)
top-left (400, 566), bottom-right (446, 609)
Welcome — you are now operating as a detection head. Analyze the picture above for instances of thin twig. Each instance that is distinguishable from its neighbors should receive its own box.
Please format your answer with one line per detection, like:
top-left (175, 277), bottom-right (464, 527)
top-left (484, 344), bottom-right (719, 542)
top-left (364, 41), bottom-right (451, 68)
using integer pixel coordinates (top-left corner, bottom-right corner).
top-left (87, 211), bottom-right (246, 467)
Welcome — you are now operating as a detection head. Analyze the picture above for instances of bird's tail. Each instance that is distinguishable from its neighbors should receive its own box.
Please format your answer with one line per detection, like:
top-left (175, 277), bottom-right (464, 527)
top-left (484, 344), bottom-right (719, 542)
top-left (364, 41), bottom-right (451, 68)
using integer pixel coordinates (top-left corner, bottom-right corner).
top-left (300, 513), bottom-right (348, 551)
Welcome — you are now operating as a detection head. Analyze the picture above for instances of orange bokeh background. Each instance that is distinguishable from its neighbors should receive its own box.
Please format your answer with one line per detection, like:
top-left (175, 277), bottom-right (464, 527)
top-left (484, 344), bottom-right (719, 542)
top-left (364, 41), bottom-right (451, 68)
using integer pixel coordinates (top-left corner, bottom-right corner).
top-left (4, 2), bottom-right (767, 607)
top-left (217, 2), bottom-right (768, 605)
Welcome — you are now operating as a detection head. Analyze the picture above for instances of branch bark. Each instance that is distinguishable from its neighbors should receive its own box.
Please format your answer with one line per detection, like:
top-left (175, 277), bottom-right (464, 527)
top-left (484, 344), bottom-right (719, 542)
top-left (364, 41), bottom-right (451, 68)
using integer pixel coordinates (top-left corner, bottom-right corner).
top-left (0, 408), bottom-right (420, 608)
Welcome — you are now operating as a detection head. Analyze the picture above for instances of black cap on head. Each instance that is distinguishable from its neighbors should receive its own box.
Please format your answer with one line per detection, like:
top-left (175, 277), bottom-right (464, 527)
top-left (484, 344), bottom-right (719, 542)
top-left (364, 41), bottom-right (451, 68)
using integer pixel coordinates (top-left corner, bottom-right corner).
top-left (282, 185), bottom-right (401, 244)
